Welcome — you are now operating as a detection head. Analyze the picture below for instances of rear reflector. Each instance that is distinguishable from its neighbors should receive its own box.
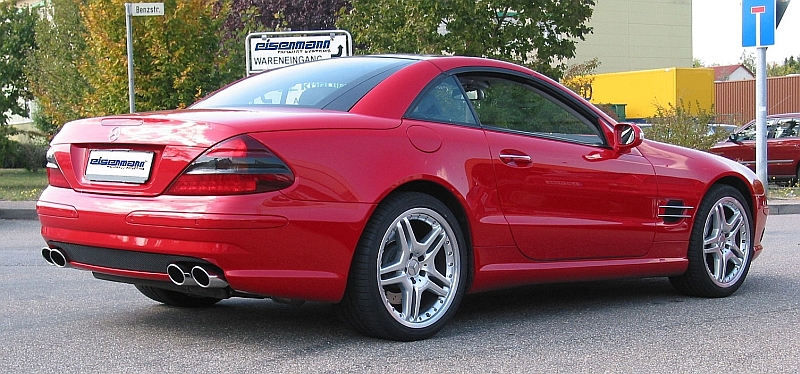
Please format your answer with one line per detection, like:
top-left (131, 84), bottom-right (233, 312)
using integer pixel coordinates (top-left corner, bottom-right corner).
top-left (166, 135), bottom-right (294, 195)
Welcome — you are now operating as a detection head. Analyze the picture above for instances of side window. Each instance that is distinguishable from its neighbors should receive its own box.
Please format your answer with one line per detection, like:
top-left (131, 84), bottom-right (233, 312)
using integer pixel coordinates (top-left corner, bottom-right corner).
top-left (738, 122), bottom-right (758, 140)
top-left (459, 75), bottom-right (603, 145)
top-left (407, 76), bottom-right (477, 125)
top-left (739, 119), bottom-right (799, 140)
top-left (775, 119), bottom-right (799, 138)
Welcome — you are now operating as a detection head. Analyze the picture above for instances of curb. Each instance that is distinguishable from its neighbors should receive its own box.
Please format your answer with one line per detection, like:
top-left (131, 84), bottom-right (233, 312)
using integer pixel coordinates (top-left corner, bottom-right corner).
top-left (770, 200), bottom-right (800, 215)
top-left (2, 199), bottom-right (800, 221)
top-left (0, 201), bottom-right (38, 221)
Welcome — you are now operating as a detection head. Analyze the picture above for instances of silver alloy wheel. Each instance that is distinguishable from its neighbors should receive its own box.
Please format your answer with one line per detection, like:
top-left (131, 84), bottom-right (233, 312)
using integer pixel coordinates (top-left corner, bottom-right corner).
top-left (702, 196), bottom-right (752, 287)
top-left (377, 208), bottom-right (461, 328)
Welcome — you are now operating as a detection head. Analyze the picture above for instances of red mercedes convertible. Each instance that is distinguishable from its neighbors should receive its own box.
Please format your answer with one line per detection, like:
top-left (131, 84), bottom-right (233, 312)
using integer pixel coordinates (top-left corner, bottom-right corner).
top-left (38, 55), bottom-right (768, 341)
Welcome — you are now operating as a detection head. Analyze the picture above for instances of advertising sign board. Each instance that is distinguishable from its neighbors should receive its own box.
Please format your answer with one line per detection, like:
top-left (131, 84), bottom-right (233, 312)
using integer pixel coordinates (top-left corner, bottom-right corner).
top-left (246, 30), bottom-right (352, 75)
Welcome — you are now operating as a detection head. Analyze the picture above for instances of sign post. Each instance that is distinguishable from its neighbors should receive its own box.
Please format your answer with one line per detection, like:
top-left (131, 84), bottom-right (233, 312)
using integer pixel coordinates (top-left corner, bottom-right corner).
top-left (124, 3), bottom-right (164, 113)
top-left (742, 0), bottom-right (776, 189)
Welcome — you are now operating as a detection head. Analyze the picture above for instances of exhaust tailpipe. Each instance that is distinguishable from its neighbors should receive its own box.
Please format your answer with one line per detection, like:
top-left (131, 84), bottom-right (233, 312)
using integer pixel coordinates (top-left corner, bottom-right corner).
top-left (42, 247), bottom-right (55, 265)
top-left (41, 247), bottom-right (69, 268)
top-left (166, 263), bottom-right (198, 287)
top-left (191, 266), bottom-right (229, 289)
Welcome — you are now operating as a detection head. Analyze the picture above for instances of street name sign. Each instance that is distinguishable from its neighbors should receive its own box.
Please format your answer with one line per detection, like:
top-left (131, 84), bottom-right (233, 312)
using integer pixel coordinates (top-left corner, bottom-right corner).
top-left (130, 3), bottom-right (164, 16)
top-left (124, 3), bottom-right (165, 113)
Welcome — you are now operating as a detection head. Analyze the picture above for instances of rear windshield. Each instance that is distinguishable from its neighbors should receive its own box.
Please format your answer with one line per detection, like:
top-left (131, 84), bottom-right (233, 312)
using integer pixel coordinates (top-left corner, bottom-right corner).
top-left (192, 57), bottom-right (415, 110)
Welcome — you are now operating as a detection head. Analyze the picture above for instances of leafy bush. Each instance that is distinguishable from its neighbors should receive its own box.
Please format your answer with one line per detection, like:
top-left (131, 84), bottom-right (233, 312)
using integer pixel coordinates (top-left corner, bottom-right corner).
top-left (0, 136), bottom-right (21, 168)
top-left (0, 124), bottom-right (48, 171)
top-left (643, 101), bottom-right (724, 151)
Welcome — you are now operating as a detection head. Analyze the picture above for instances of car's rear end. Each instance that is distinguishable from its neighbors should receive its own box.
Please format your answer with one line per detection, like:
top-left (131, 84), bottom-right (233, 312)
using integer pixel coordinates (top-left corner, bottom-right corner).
top-left (37, 56), bottom-right (430, 303)
top-left (38, 110), bottom-right (380, 302)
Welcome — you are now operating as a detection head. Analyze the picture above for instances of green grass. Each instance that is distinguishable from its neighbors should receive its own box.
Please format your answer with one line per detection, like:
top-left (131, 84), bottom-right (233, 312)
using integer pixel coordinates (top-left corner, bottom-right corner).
top-left (768, 184), bottom-right (799, 199)
top-left (0, 169), bottom-right (48, 201)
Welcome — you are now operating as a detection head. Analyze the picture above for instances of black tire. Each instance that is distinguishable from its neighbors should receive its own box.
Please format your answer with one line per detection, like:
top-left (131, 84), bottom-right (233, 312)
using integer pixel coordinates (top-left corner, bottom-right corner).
top-left (670, 185), bottom-right (754, 298)
top-left (337, 192), bottom-right (469, 341)
top-left (135, 285), bottom-right (222, 307)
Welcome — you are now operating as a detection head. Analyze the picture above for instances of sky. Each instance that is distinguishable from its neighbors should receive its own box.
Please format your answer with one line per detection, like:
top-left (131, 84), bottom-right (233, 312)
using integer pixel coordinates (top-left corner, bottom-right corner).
top-left (693, 0), bottom-right (800, 66)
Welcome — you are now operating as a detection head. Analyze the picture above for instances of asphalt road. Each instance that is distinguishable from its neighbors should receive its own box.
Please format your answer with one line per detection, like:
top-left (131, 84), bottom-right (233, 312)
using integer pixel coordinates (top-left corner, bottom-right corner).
top-left (1, 216), bottom-right (798, 373)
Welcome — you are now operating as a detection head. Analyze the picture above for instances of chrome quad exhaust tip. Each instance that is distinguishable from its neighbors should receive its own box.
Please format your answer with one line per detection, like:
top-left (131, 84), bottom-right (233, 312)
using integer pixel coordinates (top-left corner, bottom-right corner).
top-left (166, 263), bottom-right (199, 287)
top-left (190, 266), bottom-right (229, 289)
top-left (166, 263), bottom-right (229, 289)
top-left (41, 247), bottom-right (69, 268)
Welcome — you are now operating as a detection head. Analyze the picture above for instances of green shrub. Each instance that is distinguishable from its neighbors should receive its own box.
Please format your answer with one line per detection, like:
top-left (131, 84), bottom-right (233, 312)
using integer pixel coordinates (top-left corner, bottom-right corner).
top-left (0, 126), bottom-right (48, 171)
top-left (643, 101), bottom-right (724, 151)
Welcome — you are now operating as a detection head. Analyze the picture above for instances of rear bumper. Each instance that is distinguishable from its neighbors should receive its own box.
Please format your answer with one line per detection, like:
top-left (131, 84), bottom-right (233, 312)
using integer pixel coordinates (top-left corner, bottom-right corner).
top-left (37, 186), bottom-right (373, 302)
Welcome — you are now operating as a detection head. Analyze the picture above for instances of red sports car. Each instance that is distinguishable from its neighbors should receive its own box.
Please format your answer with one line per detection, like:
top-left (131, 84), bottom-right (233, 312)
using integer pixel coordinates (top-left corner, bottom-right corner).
top-left (38, 55), bottom-right (769, 341)
top-left (709, 113), bottom-right (800, 184)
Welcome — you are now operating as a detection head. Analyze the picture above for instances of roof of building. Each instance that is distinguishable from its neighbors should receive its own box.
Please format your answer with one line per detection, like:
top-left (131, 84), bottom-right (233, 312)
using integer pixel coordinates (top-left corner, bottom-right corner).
top-left (712, 64), bottom-right (754, 81)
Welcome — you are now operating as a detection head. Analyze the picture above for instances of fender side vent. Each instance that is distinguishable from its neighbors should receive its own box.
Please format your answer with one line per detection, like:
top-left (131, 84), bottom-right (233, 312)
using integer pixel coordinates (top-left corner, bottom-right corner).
top-left (659, 200), bottom-right (694, 224)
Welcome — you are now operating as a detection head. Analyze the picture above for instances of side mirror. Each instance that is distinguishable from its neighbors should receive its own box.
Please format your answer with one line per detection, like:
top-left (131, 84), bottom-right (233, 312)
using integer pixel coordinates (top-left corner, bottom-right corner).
top-left (614, 123), bottom-right (643, 150)
top-left (728, 133), bottom-right (742, 143)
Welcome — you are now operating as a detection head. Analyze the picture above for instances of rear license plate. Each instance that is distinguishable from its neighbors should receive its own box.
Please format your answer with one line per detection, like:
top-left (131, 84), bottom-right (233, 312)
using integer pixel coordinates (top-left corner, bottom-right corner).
top-left (85, 150), bottom-right (154, 183)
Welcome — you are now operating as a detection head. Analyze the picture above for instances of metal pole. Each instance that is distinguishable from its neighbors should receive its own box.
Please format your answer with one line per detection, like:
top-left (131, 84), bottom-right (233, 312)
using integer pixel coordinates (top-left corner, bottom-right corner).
top-left (755, 46), bottom-right (768, 189)
top-left (125, 3), bottom-right (136, 113)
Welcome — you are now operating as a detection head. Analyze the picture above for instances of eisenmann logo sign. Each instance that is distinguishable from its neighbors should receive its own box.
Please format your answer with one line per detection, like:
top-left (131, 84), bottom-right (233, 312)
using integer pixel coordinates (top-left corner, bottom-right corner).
top-left (246, 30), bottom-right (352, 74)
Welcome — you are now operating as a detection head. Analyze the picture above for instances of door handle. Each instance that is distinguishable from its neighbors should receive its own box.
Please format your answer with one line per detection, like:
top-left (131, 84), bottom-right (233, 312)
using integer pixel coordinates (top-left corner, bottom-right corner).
top-left (499, 153), bottom-right (532, 166)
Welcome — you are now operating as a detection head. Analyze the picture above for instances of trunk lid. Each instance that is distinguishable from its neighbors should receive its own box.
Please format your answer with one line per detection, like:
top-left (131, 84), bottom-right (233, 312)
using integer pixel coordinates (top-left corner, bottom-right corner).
top-left (49, 108), bottom-right (398, 196)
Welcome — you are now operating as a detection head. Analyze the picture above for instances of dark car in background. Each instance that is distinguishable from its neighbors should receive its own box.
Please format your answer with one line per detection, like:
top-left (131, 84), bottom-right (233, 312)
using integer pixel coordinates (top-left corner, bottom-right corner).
top-left (710, 113), bottom-right (800, 184)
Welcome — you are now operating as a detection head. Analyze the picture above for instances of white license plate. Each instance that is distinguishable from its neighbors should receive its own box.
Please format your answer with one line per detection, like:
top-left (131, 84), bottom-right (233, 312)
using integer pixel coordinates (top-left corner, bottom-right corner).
top-left (85, 150), bottom-right (154, 183)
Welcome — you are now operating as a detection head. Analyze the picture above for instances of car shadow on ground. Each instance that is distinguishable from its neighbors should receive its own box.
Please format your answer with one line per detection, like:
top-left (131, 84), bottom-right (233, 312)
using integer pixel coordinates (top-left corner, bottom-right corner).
top-left (115, 276), bottom-right (696, 343)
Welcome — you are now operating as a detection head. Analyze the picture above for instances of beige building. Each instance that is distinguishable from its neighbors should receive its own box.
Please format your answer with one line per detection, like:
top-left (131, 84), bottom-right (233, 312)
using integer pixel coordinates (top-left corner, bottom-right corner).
top-left (573, 0), bottom-right (693, 74)
top-left (12, 0), bottom-right (45, 7)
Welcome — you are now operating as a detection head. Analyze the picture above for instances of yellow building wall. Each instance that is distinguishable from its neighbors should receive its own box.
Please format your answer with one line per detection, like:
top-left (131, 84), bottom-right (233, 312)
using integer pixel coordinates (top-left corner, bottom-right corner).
top-left (589, 68), bottom-right (714, 120)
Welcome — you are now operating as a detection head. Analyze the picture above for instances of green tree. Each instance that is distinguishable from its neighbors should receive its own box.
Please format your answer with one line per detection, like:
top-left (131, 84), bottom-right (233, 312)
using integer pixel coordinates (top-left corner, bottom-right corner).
top-left (0, 2), bottom-right (36, 127)
top-left (561, 57), bottom-right (599, 100)
top-left (79, 0), bottom-right (241, 116)
top-left (767, 55), bottom-right (800, 77)
top-left (27, 0), bottom-right (90, 137)
top-left (338, 0), bottom-right (594, 79)
top-left (739, 51), bottom-right (756, 73)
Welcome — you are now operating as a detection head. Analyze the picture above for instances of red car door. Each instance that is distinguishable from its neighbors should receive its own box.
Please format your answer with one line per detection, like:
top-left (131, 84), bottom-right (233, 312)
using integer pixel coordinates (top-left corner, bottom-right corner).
top-left (484, 131), bottom-right (658, 260)
top-left (459, 72), bottom-right (658, 260)
top-left (767, 118), bottom-right (800, 177)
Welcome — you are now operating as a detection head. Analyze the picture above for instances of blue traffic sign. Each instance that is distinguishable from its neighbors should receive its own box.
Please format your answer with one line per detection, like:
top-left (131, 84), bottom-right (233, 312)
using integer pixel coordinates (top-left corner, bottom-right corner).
top-left (742, 0), bottom-right (776, 47)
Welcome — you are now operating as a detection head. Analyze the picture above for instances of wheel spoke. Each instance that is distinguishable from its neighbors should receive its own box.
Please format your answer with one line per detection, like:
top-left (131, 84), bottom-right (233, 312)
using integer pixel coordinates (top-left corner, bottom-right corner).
top-left (713, 255), bottom-right (725, 282)
top-left (728, 252), bottom-right (743, 267)
top-left (381, 259), bottom-right (405, 276)
top-left (400, 284), bottom-right (424, 322)
top-left (728, 235), bottom-right (745, 258)
top-left (424, 281), bottom-right (448, 297)
top-left (426, 264), bottom-right (451, 287)
top-left (418, 225), bottom-right (444, 257)
top-left (703, 240), bottom-right (723, 255)
top-left (380, 273), bottom-right (406, 287)
top-left (724, 209), bottom-right (743, 236)
top-left (396, 217), bottom-right (416, 258)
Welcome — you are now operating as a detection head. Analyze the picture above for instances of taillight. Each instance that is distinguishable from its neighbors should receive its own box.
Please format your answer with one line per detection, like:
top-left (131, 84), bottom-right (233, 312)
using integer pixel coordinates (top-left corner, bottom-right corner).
top-left (166, 135), bottom-right (294, 195)
top-left (46, 148), bottom-right (71, 189)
